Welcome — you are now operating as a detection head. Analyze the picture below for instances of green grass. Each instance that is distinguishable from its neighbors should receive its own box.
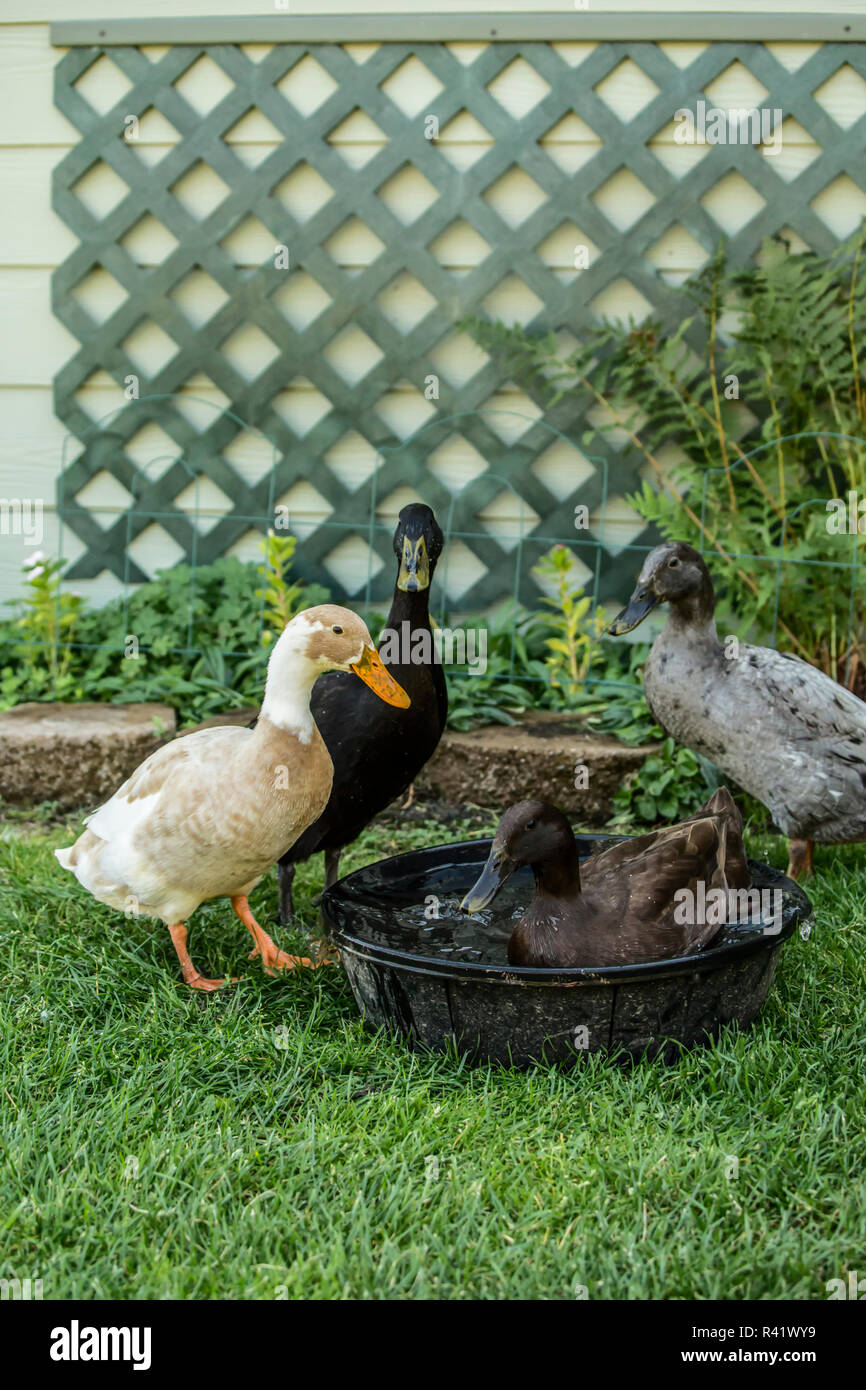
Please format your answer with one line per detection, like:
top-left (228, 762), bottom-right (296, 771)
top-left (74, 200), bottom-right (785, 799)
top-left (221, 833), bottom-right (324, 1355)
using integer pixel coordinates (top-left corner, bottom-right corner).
top-left (1, 808), bottom-right (864, 1300)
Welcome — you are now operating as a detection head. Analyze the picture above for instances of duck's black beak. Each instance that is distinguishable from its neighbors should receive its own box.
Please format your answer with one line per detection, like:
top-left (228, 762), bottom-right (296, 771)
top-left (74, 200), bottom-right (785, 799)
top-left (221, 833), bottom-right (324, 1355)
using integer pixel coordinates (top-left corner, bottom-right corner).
top-left (397, 533), bottom-right (430, 593)
top-left (608, 584), bottom-right (659, 636)
top-left (460, 846), bottom-right (515, 914)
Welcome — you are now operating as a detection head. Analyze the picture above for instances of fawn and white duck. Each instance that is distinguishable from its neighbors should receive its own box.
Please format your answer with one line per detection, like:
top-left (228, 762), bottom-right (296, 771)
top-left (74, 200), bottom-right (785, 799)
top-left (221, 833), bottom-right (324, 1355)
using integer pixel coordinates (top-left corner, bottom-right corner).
top-left (56, 605), bottom-right (409, 990)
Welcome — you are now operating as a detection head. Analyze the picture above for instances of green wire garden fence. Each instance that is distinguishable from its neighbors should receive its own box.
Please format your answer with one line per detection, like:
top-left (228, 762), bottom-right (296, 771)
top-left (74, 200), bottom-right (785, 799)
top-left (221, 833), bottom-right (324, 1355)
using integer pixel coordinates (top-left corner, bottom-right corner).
top-left (698, 432), bottom-right (865, 691)
top-left (48, 397), bottom-right (618, 687)
top-left (14, 403), bottom-right (866, 705)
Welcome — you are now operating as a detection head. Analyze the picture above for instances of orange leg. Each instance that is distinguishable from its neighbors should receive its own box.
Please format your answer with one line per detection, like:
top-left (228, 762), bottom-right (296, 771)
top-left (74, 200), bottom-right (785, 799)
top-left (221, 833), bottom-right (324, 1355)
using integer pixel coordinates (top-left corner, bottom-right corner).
top-left (168, 922), bottom-right (231, 992)
top-left (231, 895), bottom-right (322, 974)
top-left (786, 838), bottom-right (814, 880)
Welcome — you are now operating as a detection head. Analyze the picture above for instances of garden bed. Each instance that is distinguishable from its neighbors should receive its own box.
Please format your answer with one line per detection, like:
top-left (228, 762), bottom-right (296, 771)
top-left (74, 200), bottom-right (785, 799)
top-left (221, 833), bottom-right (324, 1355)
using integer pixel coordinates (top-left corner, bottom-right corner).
top-left (0, 701), bottom-right (176, 811)
top-left (416, 711), bottom-right (655, 821)
top-left (0, 701), bottom-right (653, 825)
top-left (184, 705), bottom-right (654, 822)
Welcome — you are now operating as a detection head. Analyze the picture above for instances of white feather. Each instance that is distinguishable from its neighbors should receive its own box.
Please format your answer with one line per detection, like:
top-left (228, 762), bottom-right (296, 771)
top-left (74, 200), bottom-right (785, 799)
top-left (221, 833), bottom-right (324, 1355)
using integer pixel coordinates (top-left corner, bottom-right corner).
top-left (85, 789), bottom-right (160, 843)
top-left (259, 612), bottom-right (366, 736)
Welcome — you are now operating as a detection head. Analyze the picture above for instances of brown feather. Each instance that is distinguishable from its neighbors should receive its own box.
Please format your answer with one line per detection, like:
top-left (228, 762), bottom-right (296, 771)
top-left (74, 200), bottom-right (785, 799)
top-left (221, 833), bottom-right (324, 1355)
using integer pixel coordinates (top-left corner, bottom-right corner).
top-left (500, 790), bottom-right (751, 968)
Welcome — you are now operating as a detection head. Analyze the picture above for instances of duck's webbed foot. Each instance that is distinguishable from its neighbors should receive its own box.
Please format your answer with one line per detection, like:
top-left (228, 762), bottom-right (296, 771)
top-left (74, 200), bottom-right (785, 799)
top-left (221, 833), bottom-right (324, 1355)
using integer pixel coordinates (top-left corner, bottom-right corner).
top-left (786, 838), bottom-right (814, 879)
top-left (231, 895), bottom-right (322, 973)
top-left (168, 922), bottom-right (233, 991)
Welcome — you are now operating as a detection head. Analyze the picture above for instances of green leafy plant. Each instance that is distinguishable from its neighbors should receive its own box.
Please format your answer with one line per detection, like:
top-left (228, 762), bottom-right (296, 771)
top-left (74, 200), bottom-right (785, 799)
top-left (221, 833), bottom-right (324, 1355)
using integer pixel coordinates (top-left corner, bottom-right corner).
top-left (531, 545), bottom-right (607, 707)
top-left (4, 552), bottom-right (84, 699)
top-left (0, 545), bottom-right (334, 724)
top-left (465, 225), bottom-right (866, 693)
top-left (440, 592), bottom-right (647, 730)
top-left (445, 671), bottom-right (529, 731)
top-left (587, 683), bottom-right (657, 747)
top-left (608, 737), bottom-right (712, 828)
top-left (256, 530), bottom-right (328, 648)
top-left (443, 600), bottom-right (546, 730)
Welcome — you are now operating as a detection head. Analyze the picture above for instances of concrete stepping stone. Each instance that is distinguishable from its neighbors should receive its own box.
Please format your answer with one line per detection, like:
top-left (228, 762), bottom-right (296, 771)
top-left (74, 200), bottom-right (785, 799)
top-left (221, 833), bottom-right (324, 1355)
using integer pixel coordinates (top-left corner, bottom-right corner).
top-left (0, 702), bottom-right (176, 810)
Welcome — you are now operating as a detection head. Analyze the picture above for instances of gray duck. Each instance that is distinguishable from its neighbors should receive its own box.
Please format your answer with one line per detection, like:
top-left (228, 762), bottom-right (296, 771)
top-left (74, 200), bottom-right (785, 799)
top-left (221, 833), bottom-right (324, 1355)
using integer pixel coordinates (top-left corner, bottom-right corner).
top-left (609, 540), bottom-right (866, 878)
top-left (461, 789), bottom-right (750, 968)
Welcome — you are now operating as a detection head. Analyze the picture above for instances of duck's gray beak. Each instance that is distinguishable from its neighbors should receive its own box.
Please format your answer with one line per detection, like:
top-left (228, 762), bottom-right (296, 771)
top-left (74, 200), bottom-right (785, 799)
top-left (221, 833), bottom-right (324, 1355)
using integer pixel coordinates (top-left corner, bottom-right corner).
top-left (461, 846), bottom-right (515, 914)
top-left (608, 584), bottom-right (659, 636)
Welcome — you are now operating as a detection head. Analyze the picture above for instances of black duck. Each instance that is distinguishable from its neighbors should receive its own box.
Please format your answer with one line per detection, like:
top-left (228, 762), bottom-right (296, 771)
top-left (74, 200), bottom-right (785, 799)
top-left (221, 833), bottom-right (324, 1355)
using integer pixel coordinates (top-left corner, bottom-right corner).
top-left (276, 503), bottom-right (447, 923)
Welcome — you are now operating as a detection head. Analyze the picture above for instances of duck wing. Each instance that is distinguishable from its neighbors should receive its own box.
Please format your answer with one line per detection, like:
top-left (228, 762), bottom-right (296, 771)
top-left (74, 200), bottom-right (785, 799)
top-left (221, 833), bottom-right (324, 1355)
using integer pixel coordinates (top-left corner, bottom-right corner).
top-left (84, 725), bottom-right (249, 843)
top-left (680, 786), bottom-right (749, 888)
top-left (754, 647), bottom-right (866, 746)
top-left (739, 646), bottom-right (866, 834)
top-left (580, 809), bottom-right (740, 960)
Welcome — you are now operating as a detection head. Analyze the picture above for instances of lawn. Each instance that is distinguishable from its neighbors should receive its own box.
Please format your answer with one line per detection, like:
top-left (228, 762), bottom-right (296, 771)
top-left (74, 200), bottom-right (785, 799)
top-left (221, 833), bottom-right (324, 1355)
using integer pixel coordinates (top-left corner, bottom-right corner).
top-left (1, 804), bottom-right (864, 1301)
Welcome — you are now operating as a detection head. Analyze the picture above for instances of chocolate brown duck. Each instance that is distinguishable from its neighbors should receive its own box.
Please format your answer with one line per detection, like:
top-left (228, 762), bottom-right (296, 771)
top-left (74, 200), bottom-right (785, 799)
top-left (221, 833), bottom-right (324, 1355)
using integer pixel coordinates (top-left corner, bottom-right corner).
top-left (461, 788), bottom-right (750, 968)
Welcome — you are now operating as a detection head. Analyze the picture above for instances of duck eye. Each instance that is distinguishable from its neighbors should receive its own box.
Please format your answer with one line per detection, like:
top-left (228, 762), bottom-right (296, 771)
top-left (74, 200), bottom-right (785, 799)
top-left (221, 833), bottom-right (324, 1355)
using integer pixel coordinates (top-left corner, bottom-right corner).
top-left (526, 818), bottom-right (536, 830)
top-left (668, 557), bottom-right (680, 568)
top-left (332, 625), bottom-right (343, 634)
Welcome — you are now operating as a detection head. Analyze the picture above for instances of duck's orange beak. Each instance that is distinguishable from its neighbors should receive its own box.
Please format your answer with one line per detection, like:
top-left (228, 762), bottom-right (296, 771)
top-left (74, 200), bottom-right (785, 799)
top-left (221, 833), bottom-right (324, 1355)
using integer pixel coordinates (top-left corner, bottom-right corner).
top-left (351, 645), bottom-right (410, 708)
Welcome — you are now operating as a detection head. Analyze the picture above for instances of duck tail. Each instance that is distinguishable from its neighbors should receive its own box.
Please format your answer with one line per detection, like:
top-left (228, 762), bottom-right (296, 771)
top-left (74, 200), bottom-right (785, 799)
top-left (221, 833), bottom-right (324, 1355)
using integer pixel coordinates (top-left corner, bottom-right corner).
top-left (695, 785), bottom-right (741, 829)
top-left (55, 843), bottom-right (78, 871)
top-left (701, 787), bottom-right (750, 889)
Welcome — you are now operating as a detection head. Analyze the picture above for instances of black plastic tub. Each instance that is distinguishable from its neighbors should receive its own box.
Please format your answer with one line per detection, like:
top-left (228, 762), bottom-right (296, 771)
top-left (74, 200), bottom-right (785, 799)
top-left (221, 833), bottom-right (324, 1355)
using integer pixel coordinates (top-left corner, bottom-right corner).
top-left (322, 834), bottom-right (813, 1066)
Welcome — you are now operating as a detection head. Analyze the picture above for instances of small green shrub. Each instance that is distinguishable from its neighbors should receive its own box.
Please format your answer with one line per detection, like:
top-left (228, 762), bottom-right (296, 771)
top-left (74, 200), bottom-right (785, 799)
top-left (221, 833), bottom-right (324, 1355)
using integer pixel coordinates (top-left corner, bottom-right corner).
top-left (531, 544), bottom-right (608, 707)
top-left (608, 737), bottom-right (712, 828)
top-left (2, 552), bottom-right (84, 701)
top-left (256, 530), bottom-right (329, 647)
top-left (444, 600), bottom-right (547, 730)
top-left (0, 547), bottom-right (331, 725)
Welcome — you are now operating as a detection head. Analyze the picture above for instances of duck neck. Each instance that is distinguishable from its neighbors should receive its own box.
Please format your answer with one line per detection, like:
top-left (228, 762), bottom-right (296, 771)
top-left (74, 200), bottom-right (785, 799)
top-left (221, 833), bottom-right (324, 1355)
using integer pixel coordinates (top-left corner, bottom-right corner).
top-left (387, 581), bottom-right (432, 631)
top-left (258, 628), bottom-right (320, 743)
top-left (381, 581), bottom-right (447, 701)
top-left (532, 842), bottom-right (582, 899)
top-left (667, 574), bottom-right (718, 643)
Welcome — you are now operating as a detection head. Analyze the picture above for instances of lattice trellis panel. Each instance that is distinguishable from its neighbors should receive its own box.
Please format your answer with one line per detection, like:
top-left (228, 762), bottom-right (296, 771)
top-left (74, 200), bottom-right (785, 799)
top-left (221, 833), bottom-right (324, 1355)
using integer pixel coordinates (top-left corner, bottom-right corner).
top-left (52, 37), bottom-right (866, 607)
